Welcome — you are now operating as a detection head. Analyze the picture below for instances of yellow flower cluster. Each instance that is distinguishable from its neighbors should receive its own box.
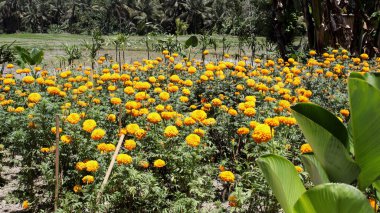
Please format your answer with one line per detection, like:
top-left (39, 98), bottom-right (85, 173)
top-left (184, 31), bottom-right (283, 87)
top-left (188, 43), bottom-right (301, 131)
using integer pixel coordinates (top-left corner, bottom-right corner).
top-left (116, 154), bottom-right (133, 165)
top-left (252, 124), bottom-right (272, 143)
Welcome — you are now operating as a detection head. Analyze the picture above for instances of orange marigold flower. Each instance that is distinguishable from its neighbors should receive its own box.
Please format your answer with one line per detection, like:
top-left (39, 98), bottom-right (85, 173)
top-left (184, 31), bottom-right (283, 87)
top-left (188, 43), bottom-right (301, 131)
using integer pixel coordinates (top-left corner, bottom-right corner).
top-left (252, 124), bottom-right (272, 143)
top-left (153, 159), bottom-right (166, 168)
top-left (219, 171), bottom-right (235, 183)
top-left (164, 126), bottom-right (179, 138)
top-left (185, 134), bottom-right (201, 147)
top-left (91, 128), bottom-right (106, 140)
top-left (85, 160), bottom-right (99, 172)
top-left (300, 143), bottom-right (313, 154)
top-left (82, 175), bottom-right (95, 184)
top-left (116, 154), bottom-right (133, 165)
top-left (124, 139), bottom-right (137, 151)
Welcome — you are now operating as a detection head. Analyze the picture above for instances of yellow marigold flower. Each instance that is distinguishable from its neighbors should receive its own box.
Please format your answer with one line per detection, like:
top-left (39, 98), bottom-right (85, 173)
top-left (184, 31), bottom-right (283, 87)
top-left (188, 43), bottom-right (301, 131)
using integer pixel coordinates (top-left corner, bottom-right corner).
top-left (184, 117), bottom-right (196, 126)
top-left (124, 139), bottom-right (137, 151)
top-left (60, 135), bottom-right (72, 144)
top-left (97, 143), bottom-right (107, 152)
top-left (219, 171), bottom-right (235, 183)
top-left (135, 91), bottom-right (149, 101)
top-left (135, 128), bottom-right (146, 139)
top-left (107, 114), bottom-right (116, 122)
top-left (73, 185), bottom-right (82, 193)
top-left (47, 86), bottom-right (61, 95)
top-left (91, 128), bottom-right (106, 140)
top-left (300, 143), bottom-right (313, 154)
top-left (105, 144), bottom-right (115, 152)
top-left (110, 97), bottom-right (122, 105)
top-left (82, 175), bottom-right (95, 184)
top-left (126, 123), bottom-right (140, 135)
top-left (122, 85), bottom-right (135, 94)
top-left (14, 107), bottom-right (25, 113)
top-left (107, 85), bottom-right (117, 91)
top-left (202, 118), bottom-right (216, 126)
top-left (139, 160), bottom-right (149, 168)
top-left (28, 93), bottom-right (42, 103)
top-left (360, 53), bottom-right (369, 60)
top-left (188, 66), bottom-right (197, 74)
top-left (22, 76), bottom-right (35, 84)
top-left (85, 160), bottom-right (99, 172)
top-left (51, 127), bottom-right (62, 134)
top-left (83, 119), bottom-right (97, 133)
top-left (186, 134), bottom-right (201, 147)
top-left (237, 127), bottom-right (250, 135)
top-left (295, 166), bottom-right (303, 173)
top-left (190, 110), bottom-right (207, 122)
top-left (22, 200), bottom-right (29, 209)
top-left (125, 101), bottom-right (141, 110)
top-left (40, 147), bottom-right (50, 153)
top-left (252, 124), bottom-right (272, 143)
top-left (174, 63), bottom-right (183, 70)
top-left (75, 162), bottom-right (86, 171)
top-left (369, 198), bottom-right (379, 211)
top-left (153, 159), bottom-right (166, 168)
top-left (164, 126), bottom-right (179, 138)
top-left (116, 154), bottom-right (133, 165)
top-left (66, 113), bottom-right (81, 124)
top-left (228, 108), bottom-right (238, 116)
top-left (340, 109), bottom-right (349, 117)
top-left (159, 92), bottom-right (170, 101)
top-left (264, 117), bottom-right (280, 127)
top-left (279, 100), bottom-right (291, 109)
top-left (211, 98), bottom-right (222, 106)
top-left (243, 108), bottom-right (256, 117)
top-left (147, 112), bottom-right (162, 124)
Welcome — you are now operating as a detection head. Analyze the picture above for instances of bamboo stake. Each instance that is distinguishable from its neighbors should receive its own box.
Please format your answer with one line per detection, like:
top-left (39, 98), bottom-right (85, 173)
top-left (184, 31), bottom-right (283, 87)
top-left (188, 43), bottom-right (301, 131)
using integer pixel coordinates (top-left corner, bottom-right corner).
top-left (54, 115), bottom-right (60, 211)
top-left (96, 134), bottom-right (125, 204)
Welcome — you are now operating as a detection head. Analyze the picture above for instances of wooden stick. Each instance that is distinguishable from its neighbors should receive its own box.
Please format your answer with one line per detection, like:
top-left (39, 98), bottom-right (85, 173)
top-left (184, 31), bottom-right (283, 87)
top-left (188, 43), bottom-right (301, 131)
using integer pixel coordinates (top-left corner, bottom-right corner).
top-left (118, 103), bottom-right (123, 133)
top-left (54, 115), bottom-right (60, 211)
top-left (96, 134), bottom-right (125, 204)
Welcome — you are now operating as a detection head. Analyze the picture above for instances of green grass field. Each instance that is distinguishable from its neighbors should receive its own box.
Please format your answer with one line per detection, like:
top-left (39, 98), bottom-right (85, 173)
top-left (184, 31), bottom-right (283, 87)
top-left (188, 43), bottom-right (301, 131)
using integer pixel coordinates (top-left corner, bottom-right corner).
top-left (0, 33), bottom-right (271, 66)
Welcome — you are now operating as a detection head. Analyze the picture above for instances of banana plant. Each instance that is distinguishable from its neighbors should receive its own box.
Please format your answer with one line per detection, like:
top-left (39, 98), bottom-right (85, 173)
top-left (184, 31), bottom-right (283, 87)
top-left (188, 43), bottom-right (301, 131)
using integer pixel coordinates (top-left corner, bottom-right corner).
top-left (258, 154), bottom-right (373, 213)
top-left (258, 72), bottom-right (380, 213)
top-left (14, 46), bottom-right (44, 78)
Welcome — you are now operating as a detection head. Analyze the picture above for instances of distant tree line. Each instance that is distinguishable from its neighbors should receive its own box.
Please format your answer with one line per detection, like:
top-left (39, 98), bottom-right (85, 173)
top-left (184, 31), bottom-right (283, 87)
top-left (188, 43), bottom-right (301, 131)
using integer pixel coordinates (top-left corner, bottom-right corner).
top-left (0, 0), bottom-right (379, 57)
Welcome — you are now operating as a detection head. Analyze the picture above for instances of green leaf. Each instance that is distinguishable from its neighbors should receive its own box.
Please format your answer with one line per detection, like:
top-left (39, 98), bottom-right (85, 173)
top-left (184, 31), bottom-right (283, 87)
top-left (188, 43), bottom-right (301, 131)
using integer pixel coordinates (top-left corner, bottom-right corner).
top-left (257, 154), bottom-right (306, 213)
top-left (291, 103), bottom-right (359, 183)
top-left (349, 76), bottom-right (380, 189)
top-left (293, 183), bottom-right (373, 213)
top-left (300, 154), bottom-right (329, 185)
top-left (362, 72), bottom-right (380, 90)
top-left (185, 36), bottom-right (198, 49)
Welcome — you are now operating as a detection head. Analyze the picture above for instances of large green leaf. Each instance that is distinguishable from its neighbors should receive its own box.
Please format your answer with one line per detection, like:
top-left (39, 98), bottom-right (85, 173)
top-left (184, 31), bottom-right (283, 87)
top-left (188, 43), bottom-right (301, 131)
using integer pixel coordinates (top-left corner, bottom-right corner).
top-left (300, 154), bottom-right (329, 185)
top-left (257, 154), bottom-right (306, 213)
top-left (349, 75), bottom-right (380, 189)
top-left (293, 183), bottom-right (373, 213)
top-left (185, 35), bottom-right (198, 48)
top-left (291, 103), bottom-right (359, 183)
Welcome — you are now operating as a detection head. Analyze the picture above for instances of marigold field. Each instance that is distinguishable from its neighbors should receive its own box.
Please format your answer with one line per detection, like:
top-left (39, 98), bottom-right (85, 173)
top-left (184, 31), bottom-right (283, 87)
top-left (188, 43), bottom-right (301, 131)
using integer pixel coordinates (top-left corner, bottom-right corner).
top-left (0, 51), bottom-right (379, 212)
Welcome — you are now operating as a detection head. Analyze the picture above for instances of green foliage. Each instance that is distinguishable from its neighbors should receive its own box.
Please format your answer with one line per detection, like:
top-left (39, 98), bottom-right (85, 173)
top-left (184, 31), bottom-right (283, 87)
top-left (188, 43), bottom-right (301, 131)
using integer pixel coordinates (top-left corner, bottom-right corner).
top-left (257, 154), bottom-right (306, 213)
top-left (62, 44), bottom-right (81, 65)
top-left (293, 183), bottom-right (373, 213)
top-left (348, 73), bottom-right (380, 189)
top-left (14, 46), bottom-right (44, 68)
top-left (291, 103), bottom-right (360, 184)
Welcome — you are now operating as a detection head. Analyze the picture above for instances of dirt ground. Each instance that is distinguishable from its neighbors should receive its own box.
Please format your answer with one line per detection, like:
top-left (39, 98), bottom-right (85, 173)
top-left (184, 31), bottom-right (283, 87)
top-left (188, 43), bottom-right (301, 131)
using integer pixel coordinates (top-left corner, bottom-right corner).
top-left (0, 163), bottom-right (23, 213)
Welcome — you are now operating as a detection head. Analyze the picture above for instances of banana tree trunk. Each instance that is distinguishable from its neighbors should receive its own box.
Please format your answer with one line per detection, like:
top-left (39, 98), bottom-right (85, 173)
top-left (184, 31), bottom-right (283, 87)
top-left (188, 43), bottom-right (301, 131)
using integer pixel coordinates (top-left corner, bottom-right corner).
top-left (272, 0), bottom-right (287, 59)
top-left (350, 0), bottom-right (363, 55)
top-left (302, 0), bottom-right (315, 50)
